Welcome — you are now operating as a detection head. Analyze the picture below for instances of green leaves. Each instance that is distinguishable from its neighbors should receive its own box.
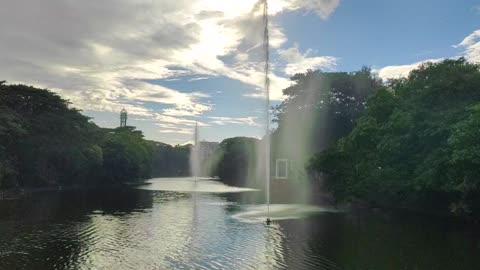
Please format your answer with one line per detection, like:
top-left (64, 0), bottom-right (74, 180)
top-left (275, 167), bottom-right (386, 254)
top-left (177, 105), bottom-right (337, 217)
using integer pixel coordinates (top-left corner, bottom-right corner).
top-left (100, 127), bottom-right (152, 184)
top-left (0, 83), bottom-right (154, 188)
top-left (310, 59), bottom-right (480, 214)
top-left (448, 104), bottom-right (480, 186)
top-left (273, 68), bottom-right (382, 148)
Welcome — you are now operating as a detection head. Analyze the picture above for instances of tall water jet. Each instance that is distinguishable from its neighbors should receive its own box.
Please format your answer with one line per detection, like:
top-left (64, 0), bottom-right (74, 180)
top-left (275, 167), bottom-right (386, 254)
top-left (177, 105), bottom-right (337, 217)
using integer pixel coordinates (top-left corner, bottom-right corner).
top-left (262, 0), bottom-right (271, 223)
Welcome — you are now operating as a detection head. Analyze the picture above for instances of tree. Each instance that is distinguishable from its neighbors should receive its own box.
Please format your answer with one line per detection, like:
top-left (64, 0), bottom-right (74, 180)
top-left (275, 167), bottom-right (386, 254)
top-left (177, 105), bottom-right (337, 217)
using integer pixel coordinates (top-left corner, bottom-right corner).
top-left (310, 58), bottom-right (480, 214)
top-left (211, 137), bottom-right (259, 186)
top-left (0, 82), bottom-right (154, 189)
top-left (101, 127), bottom-right (152, 184)
top-left (271, 68), bottom-right (382, 183)
top-left (273, 67), bottom-right (382, 147)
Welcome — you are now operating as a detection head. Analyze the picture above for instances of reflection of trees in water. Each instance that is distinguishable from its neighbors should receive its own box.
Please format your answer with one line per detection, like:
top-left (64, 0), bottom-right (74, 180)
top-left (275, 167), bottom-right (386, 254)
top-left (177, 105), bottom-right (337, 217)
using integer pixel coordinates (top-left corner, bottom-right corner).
top-left (0, 188), bottom-right (154, 222)
top-left (277, 216), bottom-right (341, 270)
top-left (281, 211), bottom-right (480, 270)
top-left (0, 188), bottom-right (154, 270)
top-left (267, 211), bottom-right (480, 269)
top-left (335, 210), bottom-right (480, 269)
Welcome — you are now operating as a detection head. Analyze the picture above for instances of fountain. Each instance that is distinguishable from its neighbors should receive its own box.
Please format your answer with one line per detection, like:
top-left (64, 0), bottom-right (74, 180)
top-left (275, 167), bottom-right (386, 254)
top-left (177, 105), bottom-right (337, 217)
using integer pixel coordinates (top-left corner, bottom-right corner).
top-left (190, 121), bottom-right (200, 181)
top-left (178, 0), bottom-right (333, 224)
top-left (233, 0), bottom-right (338, 224)
top-left (262, 0), bottom-right (271, 225)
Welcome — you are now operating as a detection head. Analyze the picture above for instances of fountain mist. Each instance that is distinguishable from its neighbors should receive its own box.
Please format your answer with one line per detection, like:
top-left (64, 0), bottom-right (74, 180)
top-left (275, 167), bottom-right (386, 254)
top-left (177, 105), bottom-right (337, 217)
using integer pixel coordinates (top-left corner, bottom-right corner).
top-left (190, 122), bottom-right (201, 180)
top-left (228, 0), bottom-right (336, 224)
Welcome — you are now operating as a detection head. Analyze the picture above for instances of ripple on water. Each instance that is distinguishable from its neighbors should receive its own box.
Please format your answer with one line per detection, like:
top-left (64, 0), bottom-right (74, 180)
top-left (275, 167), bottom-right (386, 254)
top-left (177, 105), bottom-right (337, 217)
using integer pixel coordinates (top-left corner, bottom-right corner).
top-left (0, 179), bottom-right (344, 270)
top-left (232, 204), bottom-right (340, 223)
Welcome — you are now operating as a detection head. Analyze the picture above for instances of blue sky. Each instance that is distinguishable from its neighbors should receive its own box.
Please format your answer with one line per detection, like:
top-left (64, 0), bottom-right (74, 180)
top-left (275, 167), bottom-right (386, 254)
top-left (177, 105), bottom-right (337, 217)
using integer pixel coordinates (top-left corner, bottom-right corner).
top-left (1, 0), bottom-right (480, 144)
top-left (280, 0), bottom-right (479, 69)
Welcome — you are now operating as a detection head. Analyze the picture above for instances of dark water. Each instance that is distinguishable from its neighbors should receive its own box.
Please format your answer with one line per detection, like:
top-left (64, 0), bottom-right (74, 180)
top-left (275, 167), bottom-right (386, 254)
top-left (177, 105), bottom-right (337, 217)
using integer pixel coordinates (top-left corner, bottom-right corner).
top-left (1, 178), bottom-right (479, 270)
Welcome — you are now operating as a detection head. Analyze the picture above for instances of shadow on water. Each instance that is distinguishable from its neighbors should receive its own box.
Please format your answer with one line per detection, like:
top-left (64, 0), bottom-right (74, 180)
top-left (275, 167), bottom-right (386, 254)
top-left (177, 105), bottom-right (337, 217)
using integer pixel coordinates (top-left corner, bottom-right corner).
top-left (0, 187), bottom-right (154, 270)
top-left (0, 178), bottom-right (479, 269)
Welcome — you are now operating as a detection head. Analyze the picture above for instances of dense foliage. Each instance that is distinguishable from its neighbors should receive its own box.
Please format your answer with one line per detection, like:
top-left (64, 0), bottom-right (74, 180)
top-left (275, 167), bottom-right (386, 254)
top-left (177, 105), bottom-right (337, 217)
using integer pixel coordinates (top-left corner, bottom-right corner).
top-left (309, 59), bottom-right (480, 214)
top-left (210, 137), bottom-right (259, 187)
top-left (101, 127), bottom-right (152, 184)
top-left (272, 68), bottom-right (382, 151)
top-left (208, 69), bottom-right (382, 187)
top-left (148, 141), bottom-right (190, 177)
top-left (0, 83), bottom-right (189, 190)
top-left (269, 68), bottom-right (381, 184)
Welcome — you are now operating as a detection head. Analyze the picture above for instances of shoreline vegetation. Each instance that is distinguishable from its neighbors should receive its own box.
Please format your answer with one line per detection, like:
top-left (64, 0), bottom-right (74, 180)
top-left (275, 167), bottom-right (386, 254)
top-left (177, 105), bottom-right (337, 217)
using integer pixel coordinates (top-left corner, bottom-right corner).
top-left (0, 81), bottom-right (189, 197)
top-left (2, 58), bottom-right (480, 218)
top-left (308, 59), bottom-right (480, 217)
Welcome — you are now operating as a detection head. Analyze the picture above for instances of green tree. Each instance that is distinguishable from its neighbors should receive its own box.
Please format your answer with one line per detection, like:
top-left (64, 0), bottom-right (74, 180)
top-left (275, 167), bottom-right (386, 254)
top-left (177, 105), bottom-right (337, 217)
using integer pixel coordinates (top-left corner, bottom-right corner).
top-left (273, 67), bottom-right (382, 148)
top-left (310, 58), bottom-right (480, 214)
top-left (101, 127), bottom-right (152, 184)
top-left (211, 137), bottom-right (259, 186)
top-left (0, 82), bottom-right (154, 189)
top-left (271, 68), bottom-right (382, 184)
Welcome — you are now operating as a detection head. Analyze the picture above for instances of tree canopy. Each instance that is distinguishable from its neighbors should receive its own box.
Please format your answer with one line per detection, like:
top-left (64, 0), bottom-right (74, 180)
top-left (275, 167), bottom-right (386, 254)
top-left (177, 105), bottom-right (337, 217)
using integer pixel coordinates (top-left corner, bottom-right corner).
top-left (210, 137), bottom-right (259, 187)
top-left (309, 58), bottom-right (480, 215)
top-left (0, 83), bottom-right (190, 190)
top-left (273, 67), bottom-right (382, 148)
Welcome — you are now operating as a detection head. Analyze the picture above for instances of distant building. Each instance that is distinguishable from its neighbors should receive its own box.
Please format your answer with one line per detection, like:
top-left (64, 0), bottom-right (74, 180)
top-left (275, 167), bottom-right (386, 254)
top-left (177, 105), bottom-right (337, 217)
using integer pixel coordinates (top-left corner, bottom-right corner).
top-left (199, 140), bottom-right (219, 159)
top-left (195, 140), bottom-right (219, 176)
top-left (120, 108), bottom-right (127, 127)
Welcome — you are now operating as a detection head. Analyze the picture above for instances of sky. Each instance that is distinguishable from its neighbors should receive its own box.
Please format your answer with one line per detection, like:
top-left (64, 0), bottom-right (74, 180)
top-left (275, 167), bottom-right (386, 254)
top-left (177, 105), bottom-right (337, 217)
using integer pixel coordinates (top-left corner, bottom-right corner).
top-left (1, 0), bottom-right (479, 145)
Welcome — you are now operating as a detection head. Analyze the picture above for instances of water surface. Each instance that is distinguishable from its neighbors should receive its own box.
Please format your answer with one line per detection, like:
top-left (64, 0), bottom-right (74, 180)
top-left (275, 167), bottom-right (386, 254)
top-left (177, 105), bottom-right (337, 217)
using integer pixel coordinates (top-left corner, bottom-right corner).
top-left (0, 178), bottom-right (479, 269)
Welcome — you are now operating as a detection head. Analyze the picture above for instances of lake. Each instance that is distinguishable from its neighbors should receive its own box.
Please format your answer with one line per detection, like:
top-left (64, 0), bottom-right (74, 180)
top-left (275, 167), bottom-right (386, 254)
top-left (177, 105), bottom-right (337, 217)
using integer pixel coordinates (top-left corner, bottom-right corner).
top-left (0, 178), bottom-right (479, 269)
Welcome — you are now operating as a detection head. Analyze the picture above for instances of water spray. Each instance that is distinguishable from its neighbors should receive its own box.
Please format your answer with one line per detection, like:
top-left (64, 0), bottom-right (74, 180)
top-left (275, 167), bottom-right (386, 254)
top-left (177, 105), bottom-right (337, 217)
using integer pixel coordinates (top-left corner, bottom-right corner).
top-left (263, 0), bottom-right (271, 225)
top-left (193, 121), bottom-right (199, 182)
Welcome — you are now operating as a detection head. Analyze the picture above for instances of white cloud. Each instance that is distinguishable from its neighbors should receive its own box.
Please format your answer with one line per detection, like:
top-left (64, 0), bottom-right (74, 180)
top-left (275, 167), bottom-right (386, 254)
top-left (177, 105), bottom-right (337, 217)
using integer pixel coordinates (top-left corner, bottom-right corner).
top-left (154, 114), bottom-right (209, 126)
top-left (188, 76), bottom-right (210, 82)
top-left (158, 128), bottom-right (192, 134)
top-left (209, 116), bottom-right (259, 126)
top-left (0, 0), bottom-right (340, 140)
top-left (376, 29), bottom-right (480, 81)
top-left (279, 46), bottom-right (337, 75)
top-left (454, 29), bottom-right (480, 63)
top-left (375, 58), bottom-right (444, 80)
top-left (280, 0), bottom-right (340, 19)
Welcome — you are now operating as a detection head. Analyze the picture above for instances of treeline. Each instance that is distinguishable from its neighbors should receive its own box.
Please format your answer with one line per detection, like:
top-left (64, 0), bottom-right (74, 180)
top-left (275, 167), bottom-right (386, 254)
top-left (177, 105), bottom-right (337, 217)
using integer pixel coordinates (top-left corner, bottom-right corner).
top-left (271, 67), bottom-right (381, 182)
top-left (308, 58), bottom-right (480, 215)
top-left (149, 141), bottom-right (190, 177)
top-left (0, 82), bottom-right (190, 190)
top-left (204, 68), bottom-right (382, 188)
top-left (208, 137), bottom-right (259, 186)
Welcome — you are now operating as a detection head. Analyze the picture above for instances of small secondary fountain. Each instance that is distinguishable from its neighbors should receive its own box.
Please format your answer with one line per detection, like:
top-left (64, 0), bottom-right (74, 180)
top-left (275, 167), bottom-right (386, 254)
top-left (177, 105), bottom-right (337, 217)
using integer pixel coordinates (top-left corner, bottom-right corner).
top-left (190, 121), bottom-right (200, 181)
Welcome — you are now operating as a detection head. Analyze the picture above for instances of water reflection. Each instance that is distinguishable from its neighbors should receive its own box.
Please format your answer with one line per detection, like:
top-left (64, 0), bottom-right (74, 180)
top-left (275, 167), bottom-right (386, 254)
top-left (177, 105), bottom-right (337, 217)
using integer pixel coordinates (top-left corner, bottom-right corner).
top-left (233, 204), bottom-right (338, 223)
top-left (0, 178), bottom-right (479, 270)
top-left (138, 177), bottom-right (257, 193)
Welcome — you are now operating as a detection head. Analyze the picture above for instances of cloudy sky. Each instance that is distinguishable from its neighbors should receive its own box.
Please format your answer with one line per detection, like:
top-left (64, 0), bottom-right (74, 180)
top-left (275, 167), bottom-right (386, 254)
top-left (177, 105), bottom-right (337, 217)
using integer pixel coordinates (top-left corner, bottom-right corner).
top-left (1, 0), bottom-right (479, 144)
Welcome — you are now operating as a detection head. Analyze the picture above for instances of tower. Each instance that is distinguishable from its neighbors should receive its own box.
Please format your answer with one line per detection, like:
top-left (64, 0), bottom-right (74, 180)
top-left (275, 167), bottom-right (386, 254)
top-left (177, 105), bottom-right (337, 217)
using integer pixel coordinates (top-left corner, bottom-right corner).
top-left (120, 108), bottom-right (127, 127)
